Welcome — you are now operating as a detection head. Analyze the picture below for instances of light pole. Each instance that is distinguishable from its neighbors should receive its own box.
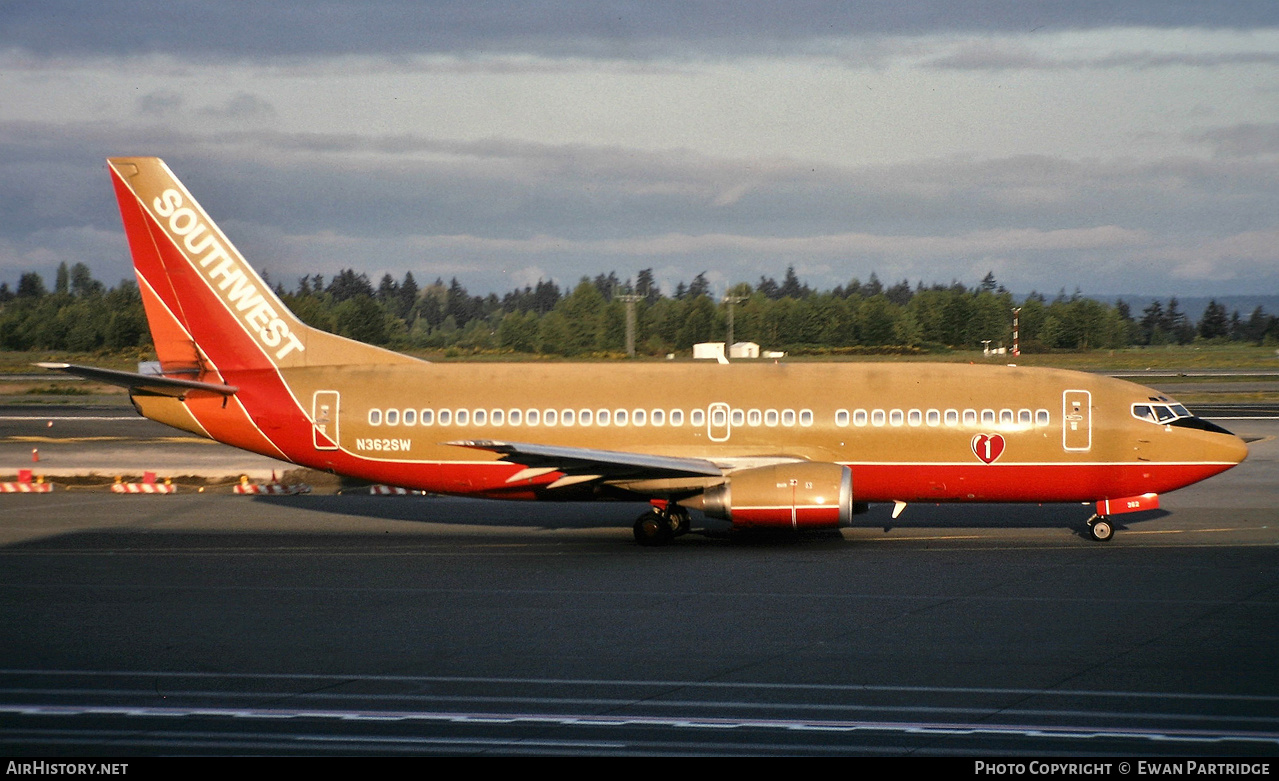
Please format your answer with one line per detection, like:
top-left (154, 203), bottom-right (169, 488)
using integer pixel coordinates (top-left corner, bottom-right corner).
top-left (616, 294), bottom-right (642, 357)
top-left (724, 294), bottom-right (747, 349)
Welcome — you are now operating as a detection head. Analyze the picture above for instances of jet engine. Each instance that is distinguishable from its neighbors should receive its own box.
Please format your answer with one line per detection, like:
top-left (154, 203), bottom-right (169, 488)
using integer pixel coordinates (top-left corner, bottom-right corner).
top-left (682, 462), bottom-right (854, 529)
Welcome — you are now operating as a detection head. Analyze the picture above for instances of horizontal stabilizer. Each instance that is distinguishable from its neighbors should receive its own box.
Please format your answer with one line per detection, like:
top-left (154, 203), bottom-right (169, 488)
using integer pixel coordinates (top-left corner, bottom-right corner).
top-left (37, 362), bottom-right (238, 398)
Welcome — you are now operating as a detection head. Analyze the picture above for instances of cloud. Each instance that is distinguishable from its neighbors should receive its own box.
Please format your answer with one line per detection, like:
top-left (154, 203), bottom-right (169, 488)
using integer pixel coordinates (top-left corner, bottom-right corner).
top-left (928, 44), bottom-right (1279, 71)
top-left (197, 92), bottom-right (276, 121)
top-left (137, 90), bottom-right (183, 117)
top-left (1191, 123), bottom-right (1279, 157)
top-left (4, 2), bottom-right (1279, 61)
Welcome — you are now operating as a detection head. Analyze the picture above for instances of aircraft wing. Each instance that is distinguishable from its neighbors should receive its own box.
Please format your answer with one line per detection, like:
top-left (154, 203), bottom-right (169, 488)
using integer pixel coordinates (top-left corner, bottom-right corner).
top-left (447, 439), bottom-right (725, 489)
top-left (37, 362), bottom-right (238, 398)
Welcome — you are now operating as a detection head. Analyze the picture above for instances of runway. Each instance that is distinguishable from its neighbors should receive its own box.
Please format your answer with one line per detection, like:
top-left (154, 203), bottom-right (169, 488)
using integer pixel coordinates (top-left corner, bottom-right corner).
top-left (0, 395), bottom-right (1276, 755)
top-left (0, 412), bottom-right (1276, 755)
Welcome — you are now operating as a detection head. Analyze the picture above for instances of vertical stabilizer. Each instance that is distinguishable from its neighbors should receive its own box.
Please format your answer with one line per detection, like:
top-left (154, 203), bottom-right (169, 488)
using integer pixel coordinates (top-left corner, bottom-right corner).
top-left (107, 157), bottom-right (413, 376)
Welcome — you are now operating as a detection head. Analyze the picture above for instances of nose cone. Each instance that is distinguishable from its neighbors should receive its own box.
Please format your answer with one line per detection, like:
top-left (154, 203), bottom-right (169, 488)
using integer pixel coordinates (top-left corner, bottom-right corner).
top-left (1223, 431), bottom-right (1250, 468)
top-left (1170, 417), bottom-right (1249, 468)
top-left (1204, 426), bottom-right (1250, 472)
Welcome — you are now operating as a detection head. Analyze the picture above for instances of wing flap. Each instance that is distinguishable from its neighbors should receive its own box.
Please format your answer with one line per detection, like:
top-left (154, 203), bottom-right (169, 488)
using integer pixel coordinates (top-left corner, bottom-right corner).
top-left (448, 439), bottom-right (725, 487)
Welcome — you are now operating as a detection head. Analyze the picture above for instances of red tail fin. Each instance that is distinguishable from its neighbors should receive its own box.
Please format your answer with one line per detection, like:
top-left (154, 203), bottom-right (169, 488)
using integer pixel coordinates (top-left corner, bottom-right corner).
top-left (108, 158), bottom-right (412, 379)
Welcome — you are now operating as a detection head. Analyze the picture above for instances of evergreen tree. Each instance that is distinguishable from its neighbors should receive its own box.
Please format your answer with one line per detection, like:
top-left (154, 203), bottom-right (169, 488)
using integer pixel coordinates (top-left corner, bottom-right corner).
top-left (16, 272), bottom-right (46, 298)
top-left (636, 268), bottom-right (660, 303)
top-left (54, 262), bottom-right (70, 295)
top-left (398, 271), bottom-right (419, 323)
top-left (687, 272), bottom-right (710, 299)
top-left (779, 266), bottom-right (806, 299)
top-left (1198, 300), bottom-right (1230, 340)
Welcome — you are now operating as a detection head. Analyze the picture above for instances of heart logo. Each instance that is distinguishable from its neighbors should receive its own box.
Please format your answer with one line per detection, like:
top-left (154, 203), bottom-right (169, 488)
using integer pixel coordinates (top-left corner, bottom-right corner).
top-left (971, 433), bottom-right (1005, 464)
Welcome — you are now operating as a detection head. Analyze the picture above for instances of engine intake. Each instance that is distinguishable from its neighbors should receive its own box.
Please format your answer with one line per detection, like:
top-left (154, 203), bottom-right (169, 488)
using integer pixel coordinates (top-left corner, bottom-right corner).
top-left (683, 462), bottom-right (854, 529)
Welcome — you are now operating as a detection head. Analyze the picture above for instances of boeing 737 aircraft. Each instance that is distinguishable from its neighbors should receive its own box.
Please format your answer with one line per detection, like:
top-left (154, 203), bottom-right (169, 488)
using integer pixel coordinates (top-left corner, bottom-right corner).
top-left (42, 158), bottom-right (1249, 545)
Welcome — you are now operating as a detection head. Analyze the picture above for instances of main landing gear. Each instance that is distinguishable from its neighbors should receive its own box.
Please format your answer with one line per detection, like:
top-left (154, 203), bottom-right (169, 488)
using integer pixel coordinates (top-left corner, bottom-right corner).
top-left (634, 505), bottom-right (690, 546)
top-left (1085, 514), bottom-right (1114, 542)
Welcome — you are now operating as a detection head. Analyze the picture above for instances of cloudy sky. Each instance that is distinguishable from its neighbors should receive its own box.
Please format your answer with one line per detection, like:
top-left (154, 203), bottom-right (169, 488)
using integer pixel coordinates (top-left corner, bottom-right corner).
top-left (2, 1), bottom-right (1278, 299)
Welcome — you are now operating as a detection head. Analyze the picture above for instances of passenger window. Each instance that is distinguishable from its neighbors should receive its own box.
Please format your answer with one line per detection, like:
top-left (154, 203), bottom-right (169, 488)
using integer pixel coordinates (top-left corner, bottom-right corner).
top-left (871, 410), bottom-right (886, 427)
top-left (749, 409), bottom-right (762, 426)
top-left (420, 409), bottom-right (434, 425)
top-left (731, 409), bottom-right (744, 427)
top-left (691, 409), bottom-right (705, 426)
top-left (835, 409), bottom-right (849, 427)
top-left (853, 409), bottom-right (868, 426)
top-left (455, 409), bottom-right (469, 426)
top-left (472, 409), bottom-right (486, 426)
top-left (561, 409), bottom-right (575, 426)
top-left (579, 409), bottom-right (593, 426)
top-left (491, 409), bottom-right (504, 426)
top-left (670, 410), bottom-right (684, 426)
top-left (799, 409), bottom-right (813, 426)
top-left (999, 409), bottom-right (1013, 425)
top-left (782, 409), bottom-right (796, 426)
top-left (596, 408), bottom-right (610, 426)
top-left (526, 409), bottom-right (540, 426)
top-left (544, 409), bottom-right (558, 426)
top-left (1018, 409), bottom-right (1031, 426)
top-left (368, 409), bottom-right (382, 426)
top-left (614, 409), bottom-right (628, 426)
top-left (710, 407), bottom-right (726, 426)
top-left (1036, 409), bottom-right (1050, 426)
top-left (508, 409), bottom-right (522, 426)
top-left (385, 409), bottom-right (399, 426)
top-left (981, 409), bottom-right (995, 425)
top-left (907, 409), bottom-right (922, 426)
top-left (963, 410), bottom-right (977, 426)
top-left (889, 409), bottom-right (904, 426)
top-left (403, 409), bottom-right (416, 426)
top-left (945, 409), bottom-right (959, 426)
top-left (926, 409), bottom-right (941, 426)
top-left (438, 409), bottom-right (451, 426)
top-left (765, 409), bottom-right (779, 427)
top-left (651, 409), bottom-right (665, 426)
top-left (632, 409), bottom-right (645, 426)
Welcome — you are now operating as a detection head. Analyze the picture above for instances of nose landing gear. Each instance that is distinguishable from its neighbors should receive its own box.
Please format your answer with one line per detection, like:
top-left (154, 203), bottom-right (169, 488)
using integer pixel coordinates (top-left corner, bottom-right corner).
top-left (1086, 514), bottom-right (1114, 542)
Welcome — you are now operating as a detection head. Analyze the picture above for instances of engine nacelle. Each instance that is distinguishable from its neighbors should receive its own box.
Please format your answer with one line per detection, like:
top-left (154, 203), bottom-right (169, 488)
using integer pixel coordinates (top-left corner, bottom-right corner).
top-left (683, 462), bottom-right (854, 529)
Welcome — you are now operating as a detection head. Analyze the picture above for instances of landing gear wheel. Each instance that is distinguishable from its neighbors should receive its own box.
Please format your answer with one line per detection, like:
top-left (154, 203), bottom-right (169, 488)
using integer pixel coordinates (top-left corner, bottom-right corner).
top-left (1088, 516), bottom-right (1114, 542)
top-left (634, 511), bottom-right (674, 546)
top-left (670, 508), bottom-right (691, 537)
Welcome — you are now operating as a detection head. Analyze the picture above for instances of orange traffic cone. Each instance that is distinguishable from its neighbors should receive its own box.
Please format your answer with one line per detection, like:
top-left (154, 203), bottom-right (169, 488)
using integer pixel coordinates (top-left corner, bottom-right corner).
top-left (31, 448), bottom-right (39, 463)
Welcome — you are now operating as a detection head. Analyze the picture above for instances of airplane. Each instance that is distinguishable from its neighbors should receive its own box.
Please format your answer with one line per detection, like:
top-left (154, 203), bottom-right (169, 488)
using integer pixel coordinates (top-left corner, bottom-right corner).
top-left (41, 157), bottom-right (1249, 545)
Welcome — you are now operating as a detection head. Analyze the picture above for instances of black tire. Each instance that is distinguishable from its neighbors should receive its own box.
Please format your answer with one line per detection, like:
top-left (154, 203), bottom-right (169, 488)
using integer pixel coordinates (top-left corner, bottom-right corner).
top-left (634, 512), bottom-right (673, 546)
top-left (1089, 518), bottom-right (1114, 542)
top-left (671, 509), bottom-right (691, 537)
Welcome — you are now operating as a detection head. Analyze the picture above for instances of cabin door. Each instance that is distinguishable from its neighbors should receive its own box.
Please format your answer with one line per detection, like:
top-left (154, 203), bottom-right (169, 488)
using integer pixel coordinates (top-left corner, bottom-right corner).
top-left (708, 402), bottom-right (731, 442)
top-left (312, 390), bottom-right (340, 450)
top-left (1062, 389), bottom-right (1091, 452)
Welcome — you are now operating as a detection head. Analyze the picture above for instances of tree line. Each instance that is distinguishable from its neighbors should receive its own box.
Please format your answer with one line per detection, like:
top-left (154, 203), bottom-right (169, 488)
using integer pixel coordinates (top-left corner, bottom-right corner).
top-left (1, 262), bottom-right (1277, 356)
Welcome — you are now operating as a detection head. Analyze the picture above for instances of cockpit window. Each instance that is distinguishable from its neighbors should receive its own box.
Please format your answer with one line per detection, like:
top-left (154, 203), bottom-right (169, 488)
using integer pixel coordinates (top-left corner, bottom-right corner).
top-left (1132, 402), bottom-right (1190, 425)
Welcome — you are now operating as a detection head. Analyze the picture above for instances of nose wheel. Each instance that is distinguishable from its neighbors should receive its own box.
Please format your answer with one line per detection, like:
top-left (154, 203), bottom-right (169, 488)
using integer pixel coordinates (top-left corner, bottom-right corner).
top-left (1086, 514), bottom-right (1114, 542)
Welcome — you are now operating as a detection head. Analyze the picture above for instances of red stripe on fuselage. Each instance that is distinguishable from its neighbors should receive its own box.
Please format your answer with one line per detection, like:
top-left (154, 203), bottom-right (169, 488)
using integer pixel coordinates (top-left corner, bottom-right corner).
top-left (845, 460), bottom-right (1235, 503)
top-left (249, 457), bottom-right (1232, 505)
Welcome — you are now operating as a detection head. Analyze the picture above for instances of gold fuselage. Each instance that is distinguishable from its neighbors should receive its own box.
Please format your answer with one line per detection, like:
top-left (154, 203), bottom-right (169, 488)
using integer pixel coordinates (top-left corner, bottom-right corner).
top-left (135, 359), bottom-right (1248, 504)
